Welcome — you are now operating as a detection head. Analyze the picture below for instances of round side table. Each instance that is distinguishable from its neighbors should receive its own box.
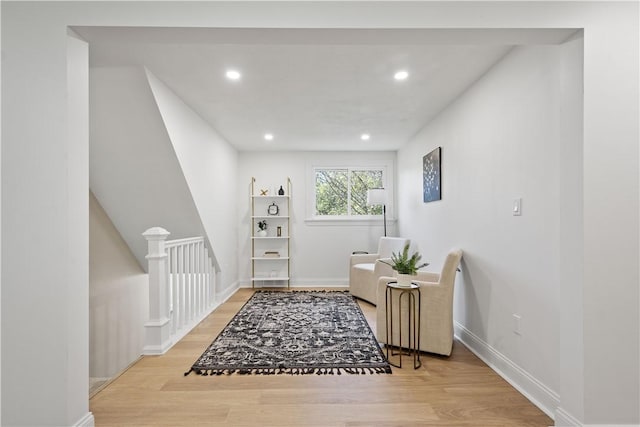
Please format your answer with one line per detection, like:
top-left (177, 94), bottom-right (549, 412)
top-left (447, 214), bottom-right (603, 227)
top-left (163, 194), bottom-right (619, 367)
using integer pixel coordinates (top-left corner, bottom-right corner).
top-left (385, 281), bottom-right (422, 369)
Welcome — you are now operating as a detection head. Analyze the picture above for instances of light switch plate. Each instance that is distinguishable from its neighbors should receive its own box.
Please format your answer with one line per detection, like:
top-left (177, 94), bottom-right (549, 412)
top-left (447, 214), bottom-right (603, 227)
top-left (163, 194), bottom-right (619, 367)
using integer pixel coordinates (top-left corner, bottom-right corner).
top-left (513, 198), bottom-right (522, 216)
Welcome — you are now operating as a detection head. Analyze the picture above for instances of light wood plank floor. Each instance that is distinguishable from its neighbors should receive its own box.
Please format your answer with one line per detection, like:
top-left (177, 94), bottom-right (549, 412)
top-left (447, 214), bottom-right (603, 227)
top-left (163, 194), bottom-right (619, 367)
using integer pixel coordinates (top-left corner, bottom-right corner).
top-left (90, 288), bottom-right (553, 426)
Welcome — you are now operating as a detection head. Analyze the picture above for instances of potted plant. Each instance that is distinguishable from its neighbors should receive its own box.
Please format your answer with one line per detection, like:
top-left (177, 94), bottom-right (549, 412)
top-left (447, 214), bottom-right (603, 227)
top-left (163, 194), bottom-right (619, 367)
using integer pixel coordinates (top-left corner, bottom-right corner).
top-left (382, 243), bottom-right (428, 287)
top-left (257, 220), bottom-right (268, 237)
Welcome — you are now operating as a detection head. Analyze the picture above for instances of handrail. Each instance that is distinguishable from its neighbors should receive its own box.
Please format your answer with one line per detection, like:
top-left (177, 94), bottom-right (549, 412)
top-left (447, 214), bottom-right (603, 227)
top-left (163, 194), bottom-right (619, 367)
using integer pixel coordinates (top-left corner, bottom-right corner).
top-left (164, 236), bottom-right (204, 248)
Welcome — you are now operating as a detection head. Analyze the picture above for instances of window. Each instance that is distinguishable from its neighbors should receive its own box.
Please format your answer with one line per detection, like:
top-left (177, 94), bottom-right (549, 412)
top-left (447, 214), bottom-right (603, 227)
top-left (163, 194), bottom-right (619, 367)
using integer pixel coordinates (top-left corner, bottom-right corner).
top-left (314, 167), bottom-right (385, 217)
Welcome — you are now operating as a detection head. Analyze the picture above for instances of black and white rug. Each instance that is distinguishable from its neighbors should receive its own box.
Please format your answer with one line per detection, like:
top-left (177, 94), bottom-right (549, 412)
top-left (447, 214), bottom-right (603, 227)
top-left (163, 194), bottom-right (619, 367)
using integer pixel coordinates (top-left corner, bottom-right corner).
top-left (185, 290), bottom-right (391, 376)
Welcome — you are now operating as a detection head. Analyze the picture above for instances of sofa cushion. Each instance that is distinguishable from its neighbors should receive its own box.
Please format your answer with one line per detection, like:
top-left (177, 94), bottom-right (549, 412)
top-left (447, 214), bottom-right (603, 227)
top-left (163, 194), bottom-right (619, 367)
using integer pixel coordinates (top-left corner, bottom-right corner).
top-left (353, 263), bottom-right (375, 273)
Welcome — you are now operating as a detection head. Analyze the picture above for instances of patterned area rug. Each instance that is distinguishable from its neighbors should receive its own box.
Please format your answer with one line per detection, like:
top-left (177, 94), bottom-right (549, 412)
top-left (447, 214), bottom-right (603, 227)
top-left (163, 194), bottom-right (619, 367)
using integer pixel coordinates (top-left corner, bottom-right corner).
top-left (185, 290), bottom-right (391, 376)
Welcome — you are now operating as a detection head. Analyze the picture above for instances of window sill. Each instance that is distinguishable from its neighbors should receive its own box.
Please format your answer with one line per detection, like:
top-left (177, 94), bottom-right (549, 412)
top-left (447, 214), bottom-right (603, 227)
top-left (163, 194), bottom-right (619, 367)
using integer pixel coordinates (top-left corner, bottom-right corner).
top-left (304, 217), bottom-right (397, 226)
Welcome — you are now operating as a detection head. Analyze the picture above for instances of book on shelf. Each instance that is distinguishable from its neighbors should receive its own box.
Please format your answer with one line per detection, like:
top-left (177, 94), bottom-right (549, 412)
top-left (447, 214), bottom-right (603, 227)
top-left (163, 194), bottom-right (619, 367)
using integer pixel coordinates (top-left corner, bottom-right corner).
top-left (263, 251), bottom-right (280, 258)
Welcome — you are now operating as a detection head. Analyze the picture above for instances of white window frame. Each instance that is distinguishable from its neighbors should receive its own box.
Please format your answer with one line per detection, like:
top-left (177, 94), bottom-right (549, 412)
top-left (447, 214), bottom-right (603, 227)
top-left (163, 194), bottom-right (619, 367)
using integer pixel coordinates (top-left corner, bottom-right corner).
top-left (306, 162), bottom-right (394, 225)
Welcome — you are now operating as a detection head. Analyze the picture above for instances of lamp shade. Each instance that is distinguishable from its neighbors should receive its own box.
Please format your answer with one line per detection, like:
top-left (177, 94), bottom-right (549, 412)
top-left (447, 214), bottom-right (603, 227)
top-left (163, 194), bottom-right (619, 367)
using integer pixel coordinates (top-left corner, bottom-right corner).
top-left (367, 188), bottom-right (386, 205)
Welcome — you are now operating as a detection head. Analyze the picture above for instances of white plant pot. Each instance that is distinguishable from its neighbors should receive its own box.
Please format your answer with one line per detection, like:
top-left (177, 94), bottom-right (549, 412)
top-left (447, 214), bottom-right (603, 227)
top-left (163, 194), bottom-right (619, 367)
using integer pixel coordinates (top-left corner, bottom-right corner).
top-left (257, 230), bottom-right (267, 237)
top-left (396, 273), bottom-right (414, 288)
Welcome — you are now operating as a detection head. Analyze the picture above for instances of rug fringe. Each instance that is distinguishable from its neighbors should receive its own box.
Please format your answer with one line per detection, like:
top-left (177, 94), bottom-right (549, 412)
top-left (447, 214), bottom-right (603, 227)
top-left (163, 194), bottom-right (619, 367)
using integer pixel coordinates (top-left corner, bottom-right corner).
top-left (185, 365), bottom-right (391, 376)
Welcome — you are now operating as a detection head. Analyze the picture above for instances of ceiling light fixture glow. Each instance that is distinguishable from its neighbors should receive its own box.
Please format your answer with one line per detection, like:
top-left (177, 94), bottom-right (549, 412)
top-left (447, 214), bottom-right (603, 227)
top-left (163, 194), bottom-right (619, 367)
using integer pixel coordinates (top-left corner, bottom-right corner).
top-left (264, 133), bottom-right (274, 141)
top-left (394, 70), bottom-right (409, 81)
top-left (225, 70), bottom-right (241, 80)
top-left (360, 134), bottom-right (371, 141)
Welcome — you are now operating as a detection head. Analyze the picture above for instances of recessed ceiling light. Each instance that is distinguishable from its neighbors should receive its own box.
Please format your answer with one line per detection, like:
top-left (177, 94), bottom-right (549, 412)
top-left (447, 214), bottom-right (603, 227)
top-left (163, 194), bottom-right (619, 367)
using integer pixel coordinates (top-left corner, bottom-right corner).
top-left (264, 133), bottom-right (274, 141)
top-left (361, 134), bottom-right (371, 141)
top-left (394, 70), bottom-right (409, 81)
top-left (225, 70), bottom-right (241, 81)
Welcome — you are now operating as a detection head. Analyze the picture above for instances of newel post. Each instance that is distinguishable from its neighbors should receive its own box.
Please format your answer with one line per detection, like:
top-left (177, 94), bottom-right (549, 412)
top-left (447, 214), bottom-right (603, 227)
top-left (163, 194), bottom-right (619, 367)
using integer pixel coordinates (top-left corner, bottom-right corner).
top-left (142, 227), bottom-right (172, 355)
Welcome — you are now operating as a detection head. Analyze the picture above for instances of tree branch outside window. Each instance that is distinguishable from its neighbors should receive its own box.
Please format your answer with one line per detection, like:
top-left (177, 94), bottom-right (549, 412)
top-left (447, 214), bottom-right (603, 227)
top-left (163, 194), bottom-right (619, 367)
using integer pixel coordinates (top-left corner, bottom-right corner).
top-left (314, 167), bottom-right (384, 217)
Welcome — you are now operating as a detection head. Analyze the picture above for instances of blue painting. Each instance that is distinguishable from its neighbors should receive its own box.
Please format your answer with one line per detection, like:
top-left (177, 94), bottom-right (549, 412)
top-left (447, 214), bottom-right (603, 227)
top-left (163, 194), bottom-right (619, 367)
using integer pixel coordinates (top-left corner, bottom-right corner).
top-left (423, 147), bottom-right (441, 203)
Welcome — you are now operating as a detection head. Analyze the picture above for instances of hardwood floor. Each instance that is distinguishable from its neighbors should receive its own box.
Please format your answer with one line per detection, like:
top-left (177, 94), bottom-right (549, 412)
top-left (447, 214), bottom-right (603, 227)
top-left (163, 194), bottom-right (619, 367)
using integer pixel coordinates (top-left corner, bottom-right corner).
top-left (90, 288), bottom-right (553, 426)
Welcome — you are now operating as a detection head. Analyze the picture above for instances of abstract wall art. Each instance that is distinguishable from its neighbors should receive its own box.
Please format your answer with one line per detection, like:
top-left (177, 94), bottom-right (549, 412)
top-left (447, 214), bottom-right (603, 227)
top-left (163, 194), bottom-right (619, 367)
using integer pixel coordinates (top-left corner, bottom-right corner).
top-left (423, 147), bottom-right (441, 203)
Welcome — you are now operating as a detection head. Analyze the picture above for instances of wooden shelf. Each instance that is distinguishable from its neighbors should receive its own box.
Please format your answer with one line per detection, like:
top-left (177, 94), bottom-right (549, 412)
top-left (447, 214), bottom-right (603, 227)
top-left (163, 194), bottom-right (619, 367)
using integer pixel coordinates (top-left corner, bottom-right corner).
top-left (252, 257), bottom-right (290, 260)
top-left (251, 215), bottom-right (290, 219)
top-left (252, 195), bottom-right (289, 199)
top-left (251, 277), bottom-right (290, 282)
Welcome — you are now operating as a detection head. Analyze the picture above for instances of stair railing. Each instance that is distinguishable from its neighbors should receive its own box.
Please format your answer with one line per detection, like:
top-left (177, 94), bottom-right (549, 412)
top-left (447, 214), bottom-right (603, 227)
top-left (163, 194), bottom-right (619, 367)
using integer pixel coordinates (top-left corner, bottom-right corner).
top-left (142, 227), bottom-right (216, 355)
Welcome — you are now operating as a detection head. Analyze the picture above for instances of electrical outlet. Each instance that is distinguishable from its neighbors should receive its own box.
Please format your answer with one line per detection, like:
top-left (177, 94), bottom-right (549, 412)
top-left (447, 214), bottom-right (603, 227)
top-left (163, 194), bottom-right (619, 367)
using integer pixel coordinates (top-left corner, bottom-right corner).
top-left (513, 314), bottom-right (521, 335)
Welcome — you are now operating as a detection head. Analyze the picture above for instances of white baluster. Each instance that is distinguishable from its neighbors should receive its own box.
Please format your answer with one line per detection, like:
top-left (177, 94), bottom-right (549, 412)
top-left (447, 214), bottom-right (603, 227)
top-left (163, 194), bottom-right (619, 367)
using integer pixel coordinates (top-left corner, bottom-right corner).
top-left (201, 243), bottom-right (205, 312)
top-left (196, 241), bottom-right (202, 316)
top-left (204, 247), bottom-right (211, 307)
top-left (199, 242), bottom-right (204, 313)
top-left (177, 244), bottom-right (184, 330)
top-left (170, 246), bottom-right (177, 335)
top-left (188, 243), bottom-right (194, 321)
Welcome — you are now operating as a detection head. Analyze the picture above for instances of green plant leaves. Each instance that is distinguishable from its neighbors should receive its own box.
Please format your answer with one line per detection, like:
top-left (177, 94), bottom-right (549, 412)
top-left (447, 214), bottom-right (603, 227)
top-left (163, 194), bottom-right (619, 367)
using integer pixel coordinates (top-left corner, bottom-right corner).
top-left (382, 243), bottom-right (429, 275)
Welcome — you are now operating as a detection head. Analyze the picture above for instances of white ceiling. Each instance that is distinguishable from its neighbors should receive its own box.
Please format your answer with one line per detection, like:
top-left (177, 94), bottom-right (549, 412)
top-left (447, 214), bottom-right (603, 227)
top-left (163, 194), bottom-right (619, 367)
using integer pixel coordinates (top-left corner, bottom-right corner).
top-left (76, 27), bottom-right (577, 151)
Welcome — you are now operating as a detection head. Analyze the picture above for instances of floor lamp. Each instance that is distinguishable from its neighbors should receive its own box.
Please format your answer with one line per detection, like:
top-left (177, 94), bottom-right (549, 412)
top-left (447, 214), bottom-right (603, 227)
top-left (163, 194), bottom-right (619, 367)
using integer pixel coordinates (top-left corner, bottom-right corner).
top-left (367, 188), bottom-right (387, 237)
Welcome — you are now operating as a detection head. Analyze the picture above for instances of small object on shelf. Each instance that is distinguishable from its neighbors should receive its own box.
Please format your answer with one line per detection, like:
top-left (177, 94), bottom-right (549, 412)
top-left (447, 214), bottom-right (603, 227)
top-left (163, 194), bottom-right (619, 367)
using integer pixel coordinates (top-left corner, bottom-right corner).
top-left (260, 189), bottom-right (269, 196)
top-left (277, 226), bottom-right (282, 237)
top-left (267, 202), bottom-right (279, 215)
top-left (264, 251), bottom-right (280, 258)
top-left (278, 185), bottom-right (285, 195)
top-left (257, 220), bottom-right (268, 237)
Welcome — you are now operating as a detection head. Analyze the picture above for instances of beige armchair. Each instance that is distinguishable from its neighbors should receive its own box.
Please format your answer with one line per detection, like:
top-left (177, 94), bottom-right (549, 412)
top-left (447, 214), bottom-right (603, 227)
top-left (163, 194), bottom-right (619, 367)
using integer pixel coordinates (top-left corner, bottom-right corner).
top-left (349, 237), bottom-right (410, 305)
top-left (376, 248), bottom-right (463, 356)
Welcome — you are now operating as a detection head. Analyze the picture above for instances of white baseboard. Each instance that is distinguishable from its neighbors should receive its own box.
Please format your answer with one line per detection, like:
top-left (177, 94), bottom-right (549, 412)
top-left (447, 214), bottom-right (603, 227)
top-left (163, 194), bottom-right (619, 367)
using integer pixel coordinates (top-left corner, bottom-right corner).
top-left (556, 408), bottom-right (640, 427)
top-left (239, 279), bottom-right (349, 288)
top-left (216, 281), bottom-right (240, 302)
top-left (555, 407), bottom-right (582, 426)
top-left (290, 278), bottom-right (348, 287)
top-left (454, 322), bottom-right (559, 420)
top-left (73, 412), bottom-right (95, 427)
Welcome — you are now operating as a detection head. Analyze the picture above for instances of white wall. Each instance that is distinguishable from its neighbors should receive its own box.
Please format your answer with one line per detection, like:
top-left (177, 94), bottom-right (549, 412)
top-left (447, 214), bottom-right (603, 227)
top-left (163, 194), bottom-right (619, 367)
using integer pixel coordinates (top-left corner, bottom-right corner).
top-left (557, 34), bottom-right (585, 426)
top-left (579, 5), bottom-right (639, 424)
top-left (1, 2), bottom-right (637, 426)
top-left (398, 43), bottom-right (577, 415)
top-left (89, 193), bottom-right (147, 379)
top-left (90, 66), bottom-right (211, 272)
top-left (238, 151), bottom-right (396, 286)
top-left (2, 21), bottom-right (92, 425)
top-left (0, 2), bottom-right (3, 422)
top-left (145, 70), bottom-right (239, 295)
top-left (66, 30), bottom-right (91, 427)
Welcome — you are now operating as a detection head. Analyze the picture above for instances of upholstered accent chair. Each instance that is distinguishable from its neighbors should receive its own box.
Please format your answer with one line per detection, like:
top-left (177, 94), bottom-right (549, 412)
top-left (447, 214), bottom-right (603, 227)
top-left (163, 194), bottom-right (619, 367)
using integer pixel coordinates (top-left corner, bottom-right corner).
top-left (349, 237), bottom-right (410, 305)
top-left (376, 248), bottom-right (463, 356)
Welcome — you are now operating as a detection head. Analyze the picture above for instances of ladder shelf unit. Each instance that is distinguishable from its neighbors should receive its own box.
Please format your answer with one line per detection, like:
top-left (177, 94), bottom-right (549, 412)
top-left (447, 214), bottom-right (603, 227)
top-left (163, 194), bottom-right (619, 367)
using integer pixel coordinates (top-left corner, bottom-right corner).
top-left (250, 177), bottom-right (291, 288)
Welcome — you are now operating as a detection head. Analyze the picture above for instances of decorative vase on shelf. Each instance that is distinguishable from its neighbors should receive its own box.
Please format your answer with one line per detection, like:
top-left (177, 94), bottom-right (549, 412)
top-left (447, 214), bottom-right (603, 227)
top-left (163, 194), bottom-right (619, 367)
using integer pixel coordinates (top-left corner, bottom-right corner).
top-left (278, 185), bottom-right (285, 195)
top-left (396, 273), bottom-right (414, 288)
top-left (257, 220), bottom-right (267, 237)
